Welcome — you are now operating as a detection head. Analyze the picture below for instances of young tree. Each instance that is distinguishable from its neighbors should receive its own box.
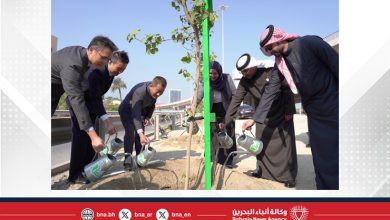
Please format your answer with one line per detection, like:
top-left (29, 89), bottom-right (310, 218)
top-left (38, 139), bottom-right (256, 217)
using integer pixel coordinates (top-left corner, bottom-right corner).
top-left (127, 0), bottom-right (216, 189)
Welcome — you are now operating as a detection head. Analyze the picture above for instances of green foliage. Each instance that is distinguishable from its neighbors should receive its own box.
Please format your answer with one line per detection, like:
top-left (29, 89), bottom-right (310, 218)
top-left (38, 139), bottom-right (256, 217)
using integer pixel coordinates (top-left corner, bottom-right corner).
top-left (209, 52), bottom-right (218, 62)
top-left (104, 96), bottom-right (120, 111)
top-left (111, 77), bottom-right (127, 92)
top-left (143, 33), bottom-right (163, 54)
top-left (106, 103), bottom-right (119, 111)
top-left (57, 94), bottom-right (69, 110)
top-left (178, 68), bottom-right (193, 81)
top-left (181, 52), bottom-right (192, 63)
top-left (171, 1), bottom-right (181, 12)
top-left (127, 28), bottom-right (141, 43)
top-left (111, 77), bottom-right (127, 101)
top-left (127, 0), bottom-right (218, 81)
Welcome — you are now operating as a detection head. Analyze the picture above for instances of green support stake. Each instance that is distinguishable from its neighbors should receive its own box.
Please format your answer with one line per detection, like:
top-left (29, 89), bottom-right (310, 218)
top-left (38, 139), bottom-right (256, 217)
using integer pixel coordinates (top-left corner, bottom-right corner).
top-left (202, 0), bottom-right (213, 190)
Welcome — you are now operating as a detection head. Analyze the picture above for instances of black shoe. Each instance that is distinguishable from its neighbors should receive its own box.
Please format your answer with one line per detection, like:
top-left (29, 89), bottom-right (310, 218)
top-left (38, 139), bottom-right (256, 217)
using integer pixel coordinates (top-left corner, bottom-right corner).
top-left (124, 155), bottom-right (133, 171)
top-left (284, 180), bottom-right (296, 188)
top-left (67, 175), bottom-right (90, 184)
top-left (226, 164), bottom-right (234, 169)
top-left (249, 166), bottom-right (263, 178)
top-left (251, 171), bottom-right (262, 178)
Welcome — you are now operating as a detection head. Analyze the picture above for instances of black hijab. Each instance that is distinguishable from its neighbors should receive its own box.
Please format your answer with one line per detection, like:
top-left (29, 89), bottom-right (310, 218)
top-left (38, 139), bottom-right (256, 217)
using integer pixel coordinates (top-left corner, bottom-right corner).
top-left (210, 61), bottom-right (231, 101)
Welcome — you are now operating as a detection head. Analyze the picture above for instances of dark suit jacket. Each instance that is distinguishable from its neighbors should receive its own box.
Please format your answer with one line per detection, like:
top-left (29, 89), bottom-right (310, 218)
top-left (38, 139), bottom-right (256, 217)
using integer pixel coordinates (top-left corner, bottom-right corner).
top-left (119, 82), bottom-right (156, 131)
top-left (85, 65), bottom-right (114, 118)
top-left (253, 36), bottom-right (338, 123)
top-left (51, 46), bottom-right (92, 130)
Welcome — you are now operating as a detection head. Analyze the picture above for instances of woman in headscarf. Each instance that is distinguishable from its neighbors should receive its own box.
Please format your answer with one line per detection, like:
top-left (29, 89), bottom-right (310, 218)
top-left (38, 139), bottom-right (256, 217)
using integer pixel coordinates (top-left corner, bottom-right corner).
top-left (244, 25), bottom-right (339, 190)
top-left (197, 60), bottom-right (237, 168)
top-left (224, 53), bottom-right (298, 188)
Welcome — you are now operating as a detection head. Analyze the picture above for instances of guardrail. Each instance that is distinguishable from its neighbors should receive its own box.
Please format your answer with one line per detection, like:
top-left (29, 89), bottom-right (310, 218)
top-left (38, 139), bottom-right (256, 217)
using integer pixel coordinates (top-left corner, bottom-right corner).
top-left (51, 116), bottom-right (124, 146)
top-left (51, 110), bottom-right (186, 146)
top-left (52, 110), bottom-right (119, 118)
top-left (53, 98), bottom-right (192, 117)
top-left (155, 98), bottom-right (192, 110)
top-left (153, 110), bottom-right (185, 140)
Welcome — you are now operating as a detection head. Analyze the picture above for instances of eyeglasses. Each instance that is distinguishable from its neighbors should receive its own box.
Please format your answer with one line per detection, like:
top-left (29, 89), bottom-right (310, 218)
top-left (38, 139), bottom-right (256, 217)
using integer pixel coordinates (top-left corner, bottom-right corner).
top-left (96, 49), bottom-right (110, 62)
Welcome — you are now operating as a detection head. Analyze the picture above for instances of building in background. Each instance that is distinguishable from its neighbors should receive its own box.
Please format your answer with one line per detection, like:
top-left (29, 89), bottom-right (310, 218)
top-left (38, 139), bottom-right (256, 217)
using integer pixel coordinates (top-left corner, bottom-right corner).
top-left (324, 31), bottom-right (339, 53)
top-left (169, 89), bottom-right (181, 103)
top-left (51, 35), bottom-right (58, 53)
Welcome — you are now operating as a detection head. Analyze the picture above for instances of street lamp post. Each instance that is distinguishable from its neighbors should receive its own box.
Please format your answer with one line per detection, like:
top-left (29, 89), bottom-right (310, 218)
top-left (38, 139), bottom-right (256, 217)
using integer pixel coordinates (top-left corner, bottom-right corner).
top-left (217, 5), bottom-right (228, 70)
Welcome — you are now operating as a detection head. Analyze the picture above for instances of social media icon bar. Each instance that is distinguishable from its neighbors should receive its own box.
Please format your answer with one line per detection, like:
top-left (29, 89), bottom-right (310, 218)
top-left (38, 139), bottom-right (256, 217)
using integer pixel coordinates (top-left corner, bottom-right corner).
top-left (81, 208), bottom-right (94, 220)
top-left (119, 208), bottom-right (132, 220)
top-left (156, 208), bottom-right (169, 220)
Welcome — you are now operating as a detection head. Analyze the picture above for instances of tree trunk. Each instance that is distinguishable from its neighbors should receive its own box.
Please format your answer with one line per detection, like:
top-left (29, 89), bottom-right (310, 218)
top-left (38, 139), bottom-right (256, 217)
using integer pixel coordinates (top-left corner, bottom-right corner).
top-left (184, 33), bottom-right (202, 190)
top-left (119, 89), bottom-right (122, 102)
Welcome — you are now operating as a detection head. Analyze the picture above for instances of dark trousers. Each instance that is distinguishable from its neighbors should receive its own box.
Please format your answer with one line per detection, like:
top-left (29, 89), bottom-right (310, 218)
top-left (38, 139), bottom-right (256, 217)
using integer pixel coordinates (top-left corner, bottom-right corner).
top-left (211, 102), bottom-right (237, 165)
top-left (120, 117), bottom-right (144, 156)
top-left (51, 83), bottom-right (65, 116)
top-left (308, 114), bottom-right (339, 190)
top-left (68, 107), bottom-right (96, 181)
top-left (210, 122), bottom-right (236, 165)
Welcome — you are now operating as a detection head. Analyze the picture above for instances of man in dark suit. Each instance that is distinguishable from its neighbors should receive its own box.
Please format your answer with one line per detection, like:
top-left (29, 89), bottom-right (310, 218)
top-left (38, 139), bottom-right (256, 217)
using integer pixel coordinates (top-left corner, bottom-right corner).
top-left (119, 76), bottom-right (167, 170)
top-left (67, 51), bottom-right (129, 184)
top-left (244, 25), bottom-right (339, 190)
top-left (51, 36), bottom-right (118, 154)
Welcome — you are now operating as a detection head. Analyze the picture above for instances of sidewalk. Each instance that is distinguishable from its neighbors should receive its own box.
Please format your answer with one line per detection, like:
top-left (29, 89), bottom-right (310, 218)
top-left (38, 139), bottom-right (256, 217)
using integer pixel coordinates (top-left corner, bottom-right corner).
top-left (151, 114), bottom-right (316, 190)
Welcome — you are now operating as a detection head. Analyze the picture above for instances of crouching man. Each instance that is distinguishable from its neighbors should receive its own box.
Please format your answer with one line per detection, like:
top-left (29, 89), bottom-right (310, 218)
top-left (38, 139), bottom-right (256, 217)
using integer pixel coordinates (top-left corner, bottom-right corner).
top-left (119, 76), bottom-right (167, 170)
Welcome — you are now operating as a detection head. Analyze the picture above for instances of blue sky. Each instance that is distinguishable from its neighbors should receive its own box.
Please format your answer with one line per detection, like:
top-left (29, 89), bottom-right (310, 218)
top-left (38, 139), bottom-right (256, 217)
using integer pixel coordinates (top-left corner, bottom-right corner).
top-left (52, 0), bottom-right (338, 103)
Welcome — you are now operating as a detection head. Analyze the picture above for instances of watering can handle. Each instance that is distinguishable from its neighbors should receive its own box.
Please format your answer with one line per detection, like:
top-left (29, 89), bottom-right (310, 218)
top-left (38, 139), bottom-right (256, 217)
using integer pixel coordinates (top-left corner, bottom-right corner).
top-left (95, 134), bottom-right (112, 161)
top-left (221, 128), bottom-right (229, 134)
top-left (141, 142), bottom-right (151, 152)
top-left (105, 134), bottom-right (111, 145)
top-left (89, 133), bottom-right (116, 164)
top-left (91, 152), bottom-right (98, 163)
top-left (103, 132), bottom-right (118, 146)
top-left (241, 130), bottom-right (256, 137)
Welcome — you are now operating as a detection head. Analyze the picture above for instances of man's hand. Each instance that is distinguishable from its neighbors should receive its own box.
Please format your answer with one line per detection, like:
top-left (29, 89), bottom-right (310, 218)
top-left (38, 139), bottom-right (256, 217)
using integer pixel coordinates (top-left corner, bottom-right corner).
top-left (285, 114), bottom-right (293, 121)
top-left (87, 130), bottom-right (104, 152)
top-left (104, 118), bottom-right (117, 135)
top-left (242, 119), bottom-right (255, 132)
top-left (139, 133), bottom-right (149, 145)
top-left (218, 123), bottom-right (225, 130)
top-left (143, 118), bottom-right (150, 126)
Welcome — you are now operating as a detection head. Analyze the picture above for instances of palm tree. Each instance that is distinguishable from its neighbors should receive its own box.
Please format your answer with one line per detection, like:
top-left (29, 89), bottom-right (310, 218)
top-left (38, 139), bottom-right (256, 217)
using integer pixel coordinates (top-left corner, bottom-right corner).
top-left (111, 77), bottom-right (127, 101)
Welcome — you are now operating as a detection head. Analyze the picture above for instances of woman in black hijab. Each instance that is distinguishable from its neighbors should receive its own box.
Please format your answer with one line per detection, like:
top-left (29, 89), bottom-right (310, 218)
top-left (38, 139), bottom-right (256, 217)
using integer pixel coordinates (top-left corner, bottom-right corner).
top-left (197, 61), bottom-right (237, 168)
